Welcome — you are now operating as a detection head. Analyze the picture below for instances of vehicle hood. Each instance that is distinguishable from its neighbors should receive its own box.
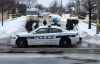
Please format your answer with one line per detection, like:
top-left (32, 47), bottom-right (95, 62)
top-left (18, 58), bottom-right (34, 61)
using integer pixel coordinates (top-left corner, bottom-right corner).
top-left (15, 32), bottom-right (31, 37)
top-left (64, 30), bottom-right (78, 35)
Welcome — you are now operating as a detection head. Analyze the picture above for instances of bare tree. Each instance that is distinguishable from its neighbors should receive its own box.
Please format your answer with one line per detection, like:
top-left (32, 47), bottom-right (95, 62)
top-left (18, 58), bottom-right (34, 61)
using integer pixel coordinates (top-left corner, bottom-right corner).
top-left (66, 2), bottom-right (75, 14)
top-left (80, 0), bottom-right (96, 18)
top-left (0, 0), bottom-right (17, 12)
top-left (16, 3), bottom-right (27, 16)
top-left (35, 4), bottom-right (45, 10)
top-left (48, 0), bottom-right (58, 13)
top-left (79, 0), bottom-right (96, 29)
top-left (48, 0), bottom-right (65, 15)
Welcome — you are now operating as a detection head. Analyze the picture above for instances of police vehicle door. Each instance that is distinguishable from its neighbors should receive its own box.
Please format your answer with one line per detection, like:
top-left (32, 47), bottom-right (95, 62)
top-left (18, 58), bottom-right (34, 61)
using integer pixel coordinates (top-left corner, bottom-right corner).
top-left (47, 28), bottom-right (63, 45)
top-left (28, 28), bottom-right (54, 45)
top-left (33, 28), bottom-right (63, 45)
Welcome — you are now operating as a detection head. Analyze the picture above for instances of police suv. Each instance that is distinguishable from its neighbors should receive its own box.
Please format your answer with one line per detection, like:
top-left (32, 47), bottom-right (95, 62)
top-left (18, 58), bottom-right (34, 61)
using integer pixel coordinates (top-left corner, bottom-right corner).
top-left (11, 26), bottom-right (81, 48)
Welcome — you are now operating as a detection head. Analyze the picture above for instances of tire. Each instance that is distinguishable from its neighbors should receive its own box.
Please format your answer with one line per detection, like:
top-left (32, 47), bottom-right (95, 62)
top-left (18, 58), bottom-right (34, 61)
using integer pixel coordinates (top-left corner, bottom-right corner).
top-left (16, 38), bottom-right (28, 48)
top-left (59, 38), bottom-right (72, 48)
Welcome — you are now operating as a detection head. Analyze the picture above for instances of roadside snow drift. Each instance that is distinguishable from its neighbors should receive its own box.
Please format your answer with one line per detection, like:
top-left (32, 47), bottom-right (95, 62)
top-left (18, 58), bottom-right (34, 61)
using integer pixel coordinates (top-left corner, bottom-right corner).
top-left (0, 16), bottom-right (27, 40)
top-left (4, 16), bottom-right (27, 33)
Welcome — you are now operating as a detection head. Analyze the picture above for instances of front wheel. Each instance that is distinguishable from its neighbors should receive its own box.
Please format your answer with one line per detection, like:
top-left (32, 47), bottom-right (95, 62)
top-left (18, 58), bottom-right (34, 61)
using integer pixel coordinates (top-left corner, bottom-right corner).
top-left (16, 38), bottom-right (28, 48)
top-left (59, 38), bottom-right (72, 48)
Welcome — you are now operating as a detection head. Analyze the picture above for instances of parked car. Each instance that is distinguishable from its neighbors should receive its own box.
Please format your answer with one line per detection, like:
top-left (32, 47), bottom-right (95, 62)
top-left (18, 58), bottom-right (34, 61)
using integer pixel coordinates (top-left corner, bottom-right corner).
top-left (10, 25), bottom-right (81, 48)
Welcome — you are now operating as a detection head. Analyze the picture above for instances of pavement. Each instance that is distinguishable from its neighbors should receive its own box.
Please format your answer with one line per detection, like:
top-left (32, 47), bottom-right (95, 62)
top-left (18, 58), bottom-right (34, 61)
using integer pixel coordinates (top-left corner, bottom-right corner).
top-left (0, 53), bottom-right (99, 61)
top-left (0, 53), bottom-right (100, 64)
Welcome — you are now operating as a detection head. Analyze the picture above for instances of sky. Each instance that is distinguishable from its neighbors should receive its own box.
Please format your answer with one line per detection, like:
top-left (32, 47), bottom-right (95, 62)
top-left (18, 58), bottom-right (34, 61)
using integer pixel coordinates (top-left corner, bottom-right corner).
top-left (37, 0), bottom-right (71, 7)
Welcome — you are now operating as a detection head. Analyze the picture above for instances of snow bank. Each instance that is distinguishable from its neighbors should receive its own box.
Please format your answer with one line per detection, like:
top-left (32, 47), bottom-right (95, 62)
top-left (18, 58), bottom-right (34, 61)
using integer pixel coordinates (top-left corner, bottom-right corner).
top-left (0, 16), bottom-right (28, 39)
top-left (78, 19), bottom-right (100, 47)
top-left (2, 16), bottom-right (27, 33)
top-left (78, 20), bottom-right (96, 37)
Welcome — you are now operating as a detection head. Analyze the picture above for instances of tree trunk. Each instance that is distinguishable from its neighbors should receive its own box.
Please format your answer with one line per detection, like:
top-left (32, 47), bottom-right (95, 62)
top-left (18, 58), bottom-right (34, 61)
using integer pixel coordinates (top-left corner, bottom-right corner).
top-left (96, 0), bottom-right (100, 34)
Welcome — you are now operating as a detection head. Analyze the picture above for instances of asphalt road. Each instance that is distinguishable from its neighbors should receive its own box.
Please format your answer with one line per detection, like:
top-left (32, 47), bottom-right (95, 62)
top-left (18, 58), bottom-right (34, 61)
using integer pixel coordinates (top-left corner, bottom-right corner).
top-left (0, 53), bottom-right (99, 64)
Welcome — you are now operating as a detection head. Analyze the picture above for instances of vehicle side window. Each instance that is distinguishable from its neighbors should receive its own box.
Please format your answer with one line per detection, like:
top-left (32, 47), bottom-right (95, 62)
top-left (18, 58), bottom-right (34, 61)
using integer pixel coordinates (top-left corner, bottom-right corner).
top-left (49, 28), bottom-right (62, 33)
top-left (35, 28), bottom-right (48, 34)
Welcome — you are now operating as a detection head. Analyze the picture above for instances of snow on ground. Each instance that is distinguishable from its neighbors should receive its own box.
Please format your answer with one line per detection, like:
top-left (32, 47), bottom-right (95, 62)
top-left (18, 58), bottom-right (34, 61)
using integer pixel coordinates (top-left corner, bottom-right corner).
top-left (4, 16), bottom-right (27, 33)
top-left (0, 16), bottom-right (27, 36)
top-left (0, 16), bottom-right (28, 45)
top-left (61, 14), bottom-right (97, 37)
top-left (78, 20), bottom-right (96, 37)
top-left (78, 19), bottom-right (100, 48)
top-left (61, 15), bottom-right (100, 48)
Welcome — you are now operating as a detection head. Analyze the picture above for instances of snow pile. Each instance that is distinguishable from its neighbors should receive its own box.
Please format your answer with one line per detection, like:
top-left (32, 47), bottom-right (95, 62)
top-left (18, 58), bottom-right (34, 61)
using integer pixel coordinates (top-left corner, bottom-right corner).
top-left (78, 19), bottom-right (100, 47)
top-left (0, 16), bottom-right (27, 34)
top-left (0, 16), bottom-right (28, 41)
top-left (78, 21), bottom-right (96, 37)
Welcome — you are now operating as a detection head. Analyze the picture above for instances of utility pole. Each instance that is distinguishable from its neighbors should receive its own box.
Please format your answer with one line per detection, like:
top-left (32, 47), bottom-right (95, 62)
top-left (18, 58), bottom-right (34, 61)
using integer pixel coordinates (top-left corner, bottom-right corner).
top-left (60, 0), bottom-right (62, 16)
top-left (77, 0), bottom-right (80, 17)
top-left (73, 0), bottom-right (80, 17)
top-left (27, 0), bottom-right (31, 9)
top-left (88, 0), bottom-right (92, 29)
top-left (58, 0), bottom-right (62, 16)
top-left (1, 8), bottom-right (3, 26)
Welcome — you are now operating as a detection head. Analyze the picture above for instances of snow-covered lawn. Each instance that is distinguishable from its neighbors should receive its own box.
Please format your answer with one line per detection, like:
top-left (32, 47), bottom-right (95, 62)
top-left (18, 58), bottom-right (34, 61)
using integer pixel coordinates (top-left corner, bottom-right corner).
top-left (78, 20), bottom-right (96, 37)
top-left (4, 16), bottom-right (27, 33)
top-left (0, 16), bottom-right (27, 36)
top-left (78, 19), bottom-right (100, 48)
top-left (0, 16), bottom-right (27, 46)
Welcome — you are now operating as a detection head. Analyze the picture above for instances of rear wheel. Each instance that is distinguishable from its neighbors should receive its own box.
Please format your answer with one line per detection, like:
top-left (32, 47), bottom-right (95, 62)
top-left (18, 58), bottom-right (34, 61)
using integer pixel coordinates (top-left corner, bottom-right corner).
top-left (16, 38), bottom-right (28, 48)
top-left (59, 38), bottom-right (72, 48)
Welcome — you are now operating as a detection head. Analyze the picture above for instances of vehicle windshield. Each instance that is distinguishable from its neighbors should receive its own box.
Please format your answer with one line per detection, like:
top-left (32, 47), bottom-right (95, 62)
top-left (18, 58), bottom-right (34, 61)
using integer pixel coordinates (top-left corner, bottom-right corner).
top-left (35, 28), bottom-right (49, 34)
